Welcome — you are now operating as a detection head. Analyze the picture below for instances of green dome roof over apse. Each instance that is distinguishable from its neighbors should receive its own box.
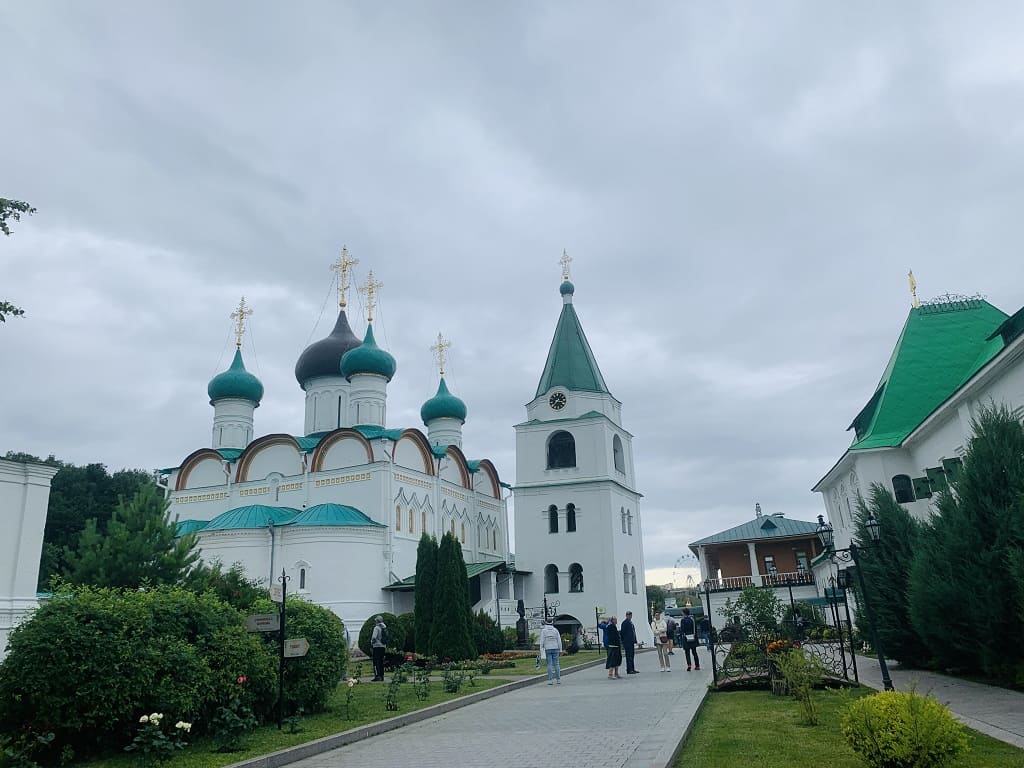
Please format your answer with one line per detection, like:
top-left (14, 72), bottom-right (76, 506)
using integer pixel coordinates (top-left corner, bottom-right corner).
top-left (208, 349), bottom-right (264, 404)
top-left (340, 324), bottom-right (396, 381)
top-left (420, 377), bottom-right (467, 424)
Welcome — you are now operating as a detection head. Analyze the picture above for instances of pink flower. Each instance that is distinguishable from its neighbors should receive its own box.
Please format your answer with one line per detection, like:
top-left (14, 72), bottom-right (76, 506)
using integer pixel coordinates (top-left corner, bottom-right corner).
top-left (236, 675), bottom-right (247, 685)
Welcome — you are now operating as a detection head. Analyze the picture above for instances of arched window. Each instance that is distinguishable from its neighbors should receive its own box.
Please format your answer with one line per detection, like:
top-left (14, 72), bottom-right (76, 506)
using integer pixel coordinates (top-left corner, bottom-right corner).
top-left (630, 566), bottom-right (637, 594)
top-left (569, 563), bottom-right (583, 592)
top-left (892, 474), bottom-right (915, 504)
top-left (546, 430), bottom-right (576, 469)
top-left (544, 564), bottom-right (559, 594)
top-left (408, 508), bottom-right (414, 533)
top-left (299, 568), bottom-right (307, 590)
top-left (396, 505), bottom-right (402, 531)
top-left (548, 504), bottom-right (559, 534)
top-left (460, 522), bottom-right (466, 544)
top-left (622, 564), bottom-right (630, 593)
top-left (566, 503), bottom-right (577, 532)
top-left (451, 519), bottom-right (456, 536)
top-left (422, 510), bottom-right (427, 533)
top-left (627, 510), bottom-right (633, 536)
top-left (492, 529), bottom-right (497, 549)
top-left (613, 435), bottom-right (625, 474)
top-left (621, 507), bottom-right (626, 533)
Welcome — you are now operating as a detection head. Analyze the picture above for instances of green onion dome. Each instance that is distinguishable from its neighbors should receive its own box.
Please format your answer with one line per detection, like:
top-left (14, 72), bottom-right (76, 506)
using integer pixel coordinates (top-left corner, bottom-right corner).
top-left (208, 349), bottom-right (264, 404)
top-left (340, 323), bottom-right (396, 381)
top-left (294, 310), bottom-right (361, 386)
top-left (560, 279), bottom-right (575, 296)
top-left (420, 377), bottom-right (467, 424)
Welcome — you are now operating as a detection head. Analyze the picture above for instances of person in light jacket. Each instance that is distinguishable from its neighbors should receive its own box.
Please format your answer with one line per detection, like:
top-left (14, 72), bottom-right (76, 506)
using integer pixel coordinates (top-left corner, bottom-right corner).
top-left (650, 611), bottom-right (671, 672)
top-left (539, 620), bottom-right (564, 684)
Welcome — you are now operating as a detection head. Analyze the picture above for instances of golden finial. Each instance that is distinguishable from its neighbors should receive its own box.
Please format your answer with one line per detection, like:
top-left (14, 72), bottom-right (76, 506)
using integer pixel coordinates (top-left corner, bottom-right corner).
top-left (560, 248), bottom-right (573, 281)
top-left (908, 269), bottom-right (920, 308)
top-left (330, 245), bottom-right (359, 310)
top-left (358, 270), bottom-right (384, 323)
top-left (431, 333), bottom-right (451, 377)
top-left (230, 296), bottom-right (252, 350)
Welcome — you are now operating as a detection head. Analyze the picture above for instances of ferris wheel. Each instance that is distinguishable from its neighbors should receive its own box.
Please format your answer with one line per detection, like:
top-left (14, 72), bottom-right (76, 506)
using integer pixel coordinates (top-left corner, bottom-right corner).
top-left (673, 553), bottom-right (699, 589)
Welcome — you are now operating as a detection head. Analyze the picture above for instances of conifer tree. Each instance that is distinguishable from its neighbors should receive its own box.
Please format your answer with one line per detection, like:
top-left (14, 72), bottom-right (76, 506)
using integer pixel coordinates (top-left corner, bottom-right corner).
top-left (908, 403), bottom-right (1024, 679)
top-left (413, 533), bottom-right (439, 655)
top-left (429, 533), bottom-right (476, 660)
top-left (851, 484), bottom-right (928, 665)
top-left (66, 484), bottom-right (199, 588)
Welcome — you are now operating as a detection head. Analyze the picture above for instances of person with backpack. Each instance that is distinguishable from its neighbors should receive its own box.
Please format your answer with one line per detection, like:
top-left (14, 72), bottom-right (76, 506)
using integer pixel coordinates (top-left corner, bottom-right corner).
top-left (371, 615), bottom-right (388, 681)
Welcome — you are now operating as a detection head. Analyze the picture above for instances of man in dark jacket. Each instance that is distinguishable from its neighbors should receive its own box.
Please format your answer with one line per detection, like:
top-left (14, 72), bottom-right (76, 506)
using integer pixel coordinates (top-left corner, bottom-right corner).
top-left (620, 610), bottom-right (639, 674)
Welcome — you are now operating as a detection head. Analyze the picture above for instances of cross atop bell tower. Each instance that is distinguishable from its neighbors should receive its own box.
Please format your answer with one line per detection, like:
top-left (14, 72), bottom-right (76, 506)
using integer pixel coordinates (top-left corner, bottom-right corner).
top-left (330, 246), bottom-right (359, 310)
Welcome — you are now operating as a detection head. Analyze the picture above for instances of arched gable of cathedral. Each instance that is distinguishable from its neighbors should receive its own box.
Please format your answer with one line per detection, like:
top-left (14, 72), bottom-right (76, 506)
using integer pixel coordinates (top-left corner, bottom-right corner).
top-left (472, 459), bottom-right (501, 498)
top-left (311, 429), bottom-right (374, 471)
top-left (441, 444), bottom-right (471, 489)
top-left (235, 434), bottom-right (304, 482)
top-left (175, 448), bottom-right (227, 491)
top-left (393, 430), bottom-right (434, 475)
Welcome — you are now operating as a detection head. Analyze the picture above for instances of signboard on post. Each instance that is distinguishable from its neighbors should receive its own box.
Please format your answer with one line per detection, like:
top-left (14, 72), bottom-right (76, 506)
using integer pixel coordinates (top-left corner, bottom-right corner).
top-left (245, 613), bottom-right (281, 633)
top-left (270, 585), bottom-right (283, 603)
top-left (283, 638), bottom-right (309, 658)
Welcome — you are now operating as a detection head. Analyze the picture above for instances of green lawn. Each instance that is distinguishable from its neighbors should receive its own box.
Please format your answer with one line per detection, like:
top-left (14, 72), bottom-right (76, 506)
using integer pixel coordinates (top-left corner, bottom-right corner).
top-left (675, 688), bottom-right (1024, 768)
top-left (77, 676), bottom-right (505, 768)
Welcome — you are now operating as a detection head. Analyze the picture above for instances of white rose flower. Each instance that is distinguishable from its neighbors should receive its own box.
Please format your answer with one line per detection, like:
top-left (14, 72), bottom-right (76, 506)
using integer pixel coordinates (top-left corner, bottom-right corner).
top-left (140, 715), bottom-right (149, 723)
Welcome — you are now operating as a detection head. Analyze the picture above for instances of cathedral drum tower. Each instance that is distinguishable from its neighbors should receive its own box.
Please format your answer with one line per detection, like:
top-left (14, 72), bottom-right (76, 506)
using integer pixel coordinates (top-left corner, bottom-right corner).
top-left (513, 254), bottom-right (649, 644)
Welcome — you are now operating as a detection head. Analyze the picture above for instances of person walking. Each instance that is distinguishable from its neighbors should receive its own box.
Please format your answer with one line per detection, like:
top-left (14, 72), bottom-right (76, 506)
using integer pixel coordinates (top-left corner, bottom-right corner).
top-left (620, 610), bottom-right (639, 674)
top-left (370, 615), bottom-right (388, 681)
top-left (650, 610), bottom-right (671, 672)
top-left (680, 608), bottom-right (701, 671)
top-left (604, 616), bottom-right (623, 679)
top-left (539, 619), bottom-right (564, 684)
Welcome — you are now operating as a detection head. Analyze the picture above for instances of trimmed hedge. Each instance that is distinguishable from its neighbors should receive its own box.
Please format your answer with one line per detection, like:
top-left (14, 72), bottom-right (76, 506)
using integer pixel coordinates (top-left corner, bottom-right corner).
top-left (357, 612), bottom-right (404, 657)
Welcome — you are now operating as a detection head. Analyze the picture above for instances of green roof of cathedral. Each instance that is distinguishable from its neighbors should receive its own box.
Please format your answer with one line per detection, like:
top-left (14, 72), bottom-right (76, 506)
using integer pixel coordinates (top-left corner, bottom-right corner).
top-left (175, 519), bottom-right (208, 536)
top-left (208, 349), bottom-right (264, 404)
top-left (289, 503), bottom-right (384, 527)
top-left (203, 504), bottom-right (299, 530)
top-left (848, 298), bottom-right (1008, 449)
top-left (341, 323), bottom-right (397, 381)
top-left (392, 560), bottom-right (507, 587)
top-left (420, 377), bottom-right (467, 424)
top-left (690, 515), bottom-right (820, 547)
top-left (535, 282), bottom-right (609, 398)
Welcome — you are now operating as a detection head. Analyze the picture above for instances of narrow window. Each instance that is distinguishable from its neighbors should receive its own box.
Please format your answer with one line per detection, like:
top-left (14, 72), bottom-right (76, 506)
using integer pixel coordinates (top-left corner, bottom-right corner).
top-left (299, 568), bottom-right (306, 590)
top-left (623, 564), bottom-right (630, 593)
top-left (892, 474), bottom-right (915, 504)
top-left (408, 508), bottom-right (414, 533)
top-left (548, 505), bottom-right (559, 534)
top-left (630, 566), bottom-right (637, 594)
top-left (613, 435), bottom-right (625, 473)
top-left (569, 563), bottom-right (583, 592)
top-left (492, 529), bottom-right (497, 549)
top-left (621, 507), bottom-right (626, 533)
top-left (627, 511), bottom-right (633, 536)
top-left (422, 510), bottom-right (428, 532)
top-left (796, 551), bottom-right (809, 572)
top-left (763, 555), bottom-right (777, 574)
top-left (460, 522), bottom-right (466, 543)
top-left (546, 430), bottom-right (576, 469)
top-left (338, 395), bottom-right (343, 428)
top-left (566, 503), bottom-right (577, 532)
top-left (451, 519), bottom-right (455, 536)
top-left (544, 564), bottom-right (559, 594)
top-left (396, 505), bottom-right (402, 531)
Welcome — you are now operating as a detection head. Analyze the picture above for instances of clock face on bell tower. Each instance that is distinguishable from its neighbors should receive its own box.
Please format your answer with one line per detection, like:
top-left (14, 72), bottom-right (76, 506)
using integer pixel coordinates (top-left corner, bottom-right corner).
top-left (549, 392), bottom-right (567, 410)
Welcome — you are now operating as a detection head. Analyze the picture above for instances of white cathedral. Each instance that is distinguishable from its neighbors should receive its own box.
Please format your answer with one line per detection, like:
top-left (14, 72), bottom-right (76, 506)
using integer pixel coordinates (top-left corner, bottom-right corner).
top-left (149, 252), bottom-right (651, 647)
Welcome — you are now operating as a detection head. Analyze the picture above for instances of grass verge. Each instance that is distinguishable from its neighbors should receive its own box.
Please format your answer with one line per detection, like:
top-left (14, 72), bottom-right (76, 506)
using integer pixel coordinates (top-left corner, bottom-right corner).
top-left (674, 687), bottom-right (1024, 768)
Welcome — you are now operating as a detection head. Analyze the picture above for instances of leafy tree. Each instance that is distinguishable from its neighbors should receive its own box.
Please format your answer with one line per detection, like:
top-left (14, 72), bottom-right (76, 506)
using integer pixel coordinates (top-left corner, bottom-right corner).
top-left (429, 533), bottom-right (476, 661)
top-left (908, 403), bottom-right (1024, 681)
top-left (66, 484), bottom-right (199, 588)
top-left (185, 561), bottom-right (265, 611)
top-left (413, 533), bottom-right (438, 655)
top-left (851, 484), bottom-right (929, 665)
top-left (1, 197), bottom-right (36, 322)
top-left (719, 585), bottom-right (783, 643)
top-left (646, 584), bottom-right (669, 618)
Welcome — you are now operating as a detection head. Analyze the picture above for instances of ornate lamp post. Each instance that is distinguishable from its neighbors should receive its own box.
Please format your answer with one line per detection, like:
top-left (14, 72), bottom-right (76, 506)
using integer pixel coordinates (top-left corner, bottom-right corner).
top-left (815, 512), bottom-right (894, 691)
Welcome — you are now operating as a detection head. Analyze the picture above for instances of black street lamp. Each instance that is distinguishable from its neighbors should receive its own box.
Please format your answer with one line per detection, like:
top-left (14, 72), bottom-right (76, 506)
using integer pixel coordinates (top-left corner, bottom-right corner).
top-left (815, 512), bottom-right (894, 691)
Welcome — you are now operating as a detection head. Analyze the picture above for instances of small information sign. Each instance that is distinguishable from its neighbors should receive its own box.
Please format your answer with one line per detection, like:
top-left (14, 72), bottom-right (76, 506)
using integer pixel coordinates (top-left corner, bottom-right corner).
top-left (283, 638), bottom-right (309, 658)
top-left (270, 585), bottom-right (283, 603)
top-left (245, 613), bottom-right (281, 633)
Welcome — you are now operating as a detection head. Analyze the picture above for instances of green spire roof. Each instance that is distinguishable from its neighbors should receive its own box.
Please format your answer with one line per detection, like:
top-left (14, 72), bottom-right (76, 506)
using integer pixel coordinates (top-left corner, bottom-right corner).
top-left (535, 283), bottom-right (609, 397)
top-left (340, 323), bottom-right (397, 381)
top-left (849, 298), bottom-right (1008, 450)
top-left (208, 349), bottom-right (264, 404)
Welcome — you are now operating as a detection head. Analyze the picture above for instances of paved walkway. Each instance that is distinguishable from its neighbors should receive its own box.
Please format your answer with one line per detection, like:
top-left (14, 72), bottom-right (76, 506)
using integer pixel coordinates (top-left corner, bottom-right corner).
top-left (855, 655), bottom-right (1024, 748)
top-left (286, 652), bottom-right (711, 768)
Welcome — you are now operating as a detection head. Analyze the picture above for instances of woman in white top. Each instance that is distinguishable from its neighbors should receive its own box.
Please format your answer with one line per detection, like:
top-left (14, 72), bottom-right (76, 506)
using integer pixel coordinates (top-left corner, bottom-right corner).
top-left (538, 620), bottom-right (564, 684)
top-left (650, 611), bottom-right (671, 672)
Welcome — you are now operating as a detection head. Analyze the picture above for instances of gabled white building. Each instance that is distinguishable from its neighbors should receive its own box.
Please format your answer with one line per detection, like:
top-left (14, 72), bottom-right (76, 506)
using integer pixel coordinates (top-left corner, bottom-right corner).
top-left (513, 268), bottom-right (651, 643)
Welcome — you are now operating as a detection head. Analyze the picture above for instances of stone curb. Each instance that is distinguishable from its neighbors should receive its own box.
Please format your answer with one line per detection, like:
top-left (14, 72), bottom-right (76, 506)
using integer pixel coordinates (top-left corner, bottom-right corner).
top-left (226, 657), bottom-right (608, 768)
top-left (651, 683), bottom-right (711, 768)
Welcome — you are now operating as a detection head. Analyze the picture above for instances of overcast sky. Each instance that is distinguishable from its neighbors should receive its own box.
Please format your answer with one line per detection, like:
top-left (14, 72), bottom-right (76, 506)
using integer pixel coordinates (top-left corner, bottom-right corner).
top-left (3, 3), bottom-right (1023, 588)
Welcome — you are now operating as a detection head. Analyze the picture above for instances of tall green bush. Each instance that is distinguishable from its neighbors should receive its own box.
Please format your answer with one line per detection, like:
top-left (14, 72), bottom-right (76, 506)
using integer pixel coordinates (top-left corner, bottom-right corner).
top-left (395, 612), bottom-right (416, 653)
top-left (251, 597), bottom-right (347, 715)
top-left (414, 534), bottom-right (438, 656)
top-left (908, 403), bottom-right (1024, 680)
top-left (429, 533), bottom-right (476, 661)
top-left (357, 612), bottom-right (403, 656)
top-left (0, 586), bottom-right (275, 760)
top-left (471, 609), bottom-right (504, 655)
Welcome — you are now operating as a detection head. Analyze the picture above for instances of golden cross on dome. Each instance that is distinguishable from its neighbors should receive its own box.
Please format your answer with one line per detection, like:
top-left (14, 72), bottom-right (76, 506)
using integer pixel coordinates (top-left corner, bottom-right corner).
top-left (560, 248), bottom-right (572, 281)
top-left (358, 270), bottom-right (384, 322)
top-left (330, 245), bottom-right (359, 310)
top-left (431, 333), bottom-right (451, 377)
top-left (230, 296), bottom-right (252, 349)
top-left (908, 269), bottom-right (920, 308)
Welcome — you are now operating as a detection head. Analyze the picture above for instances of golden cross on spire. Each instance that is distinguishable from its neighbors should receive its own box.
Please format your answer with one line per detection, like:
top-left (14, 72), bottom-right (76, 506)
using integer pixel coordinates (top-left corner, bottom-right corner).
top-left (230, 296), bottom-right (252, 349)
top-left (431, 333), bottom-right (451, 377)
top-left (358, 270), bottom-right (384, 322)
top-left (560, 248), bottom-right (572, 281)
top-left (330, 245), bottom-right (359, 310)
top-left (908, 269), bottom-right (920, 308)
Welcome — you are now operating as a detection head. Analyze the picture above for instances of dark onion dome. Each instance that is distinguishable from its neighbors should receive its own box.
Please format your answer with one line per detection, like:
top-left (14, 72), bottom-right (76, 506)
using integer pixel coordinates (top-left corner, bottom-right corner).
top-left (420, 377), bottom-right (467, 424)
top-left (340, 323), bottom-right (396, 381)
top-left (294, 310), bottom-right (362, 387)
top-left (560, 279), bottom-right (575, 296)
top-left (208, 349), bottom-right (264, 404)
